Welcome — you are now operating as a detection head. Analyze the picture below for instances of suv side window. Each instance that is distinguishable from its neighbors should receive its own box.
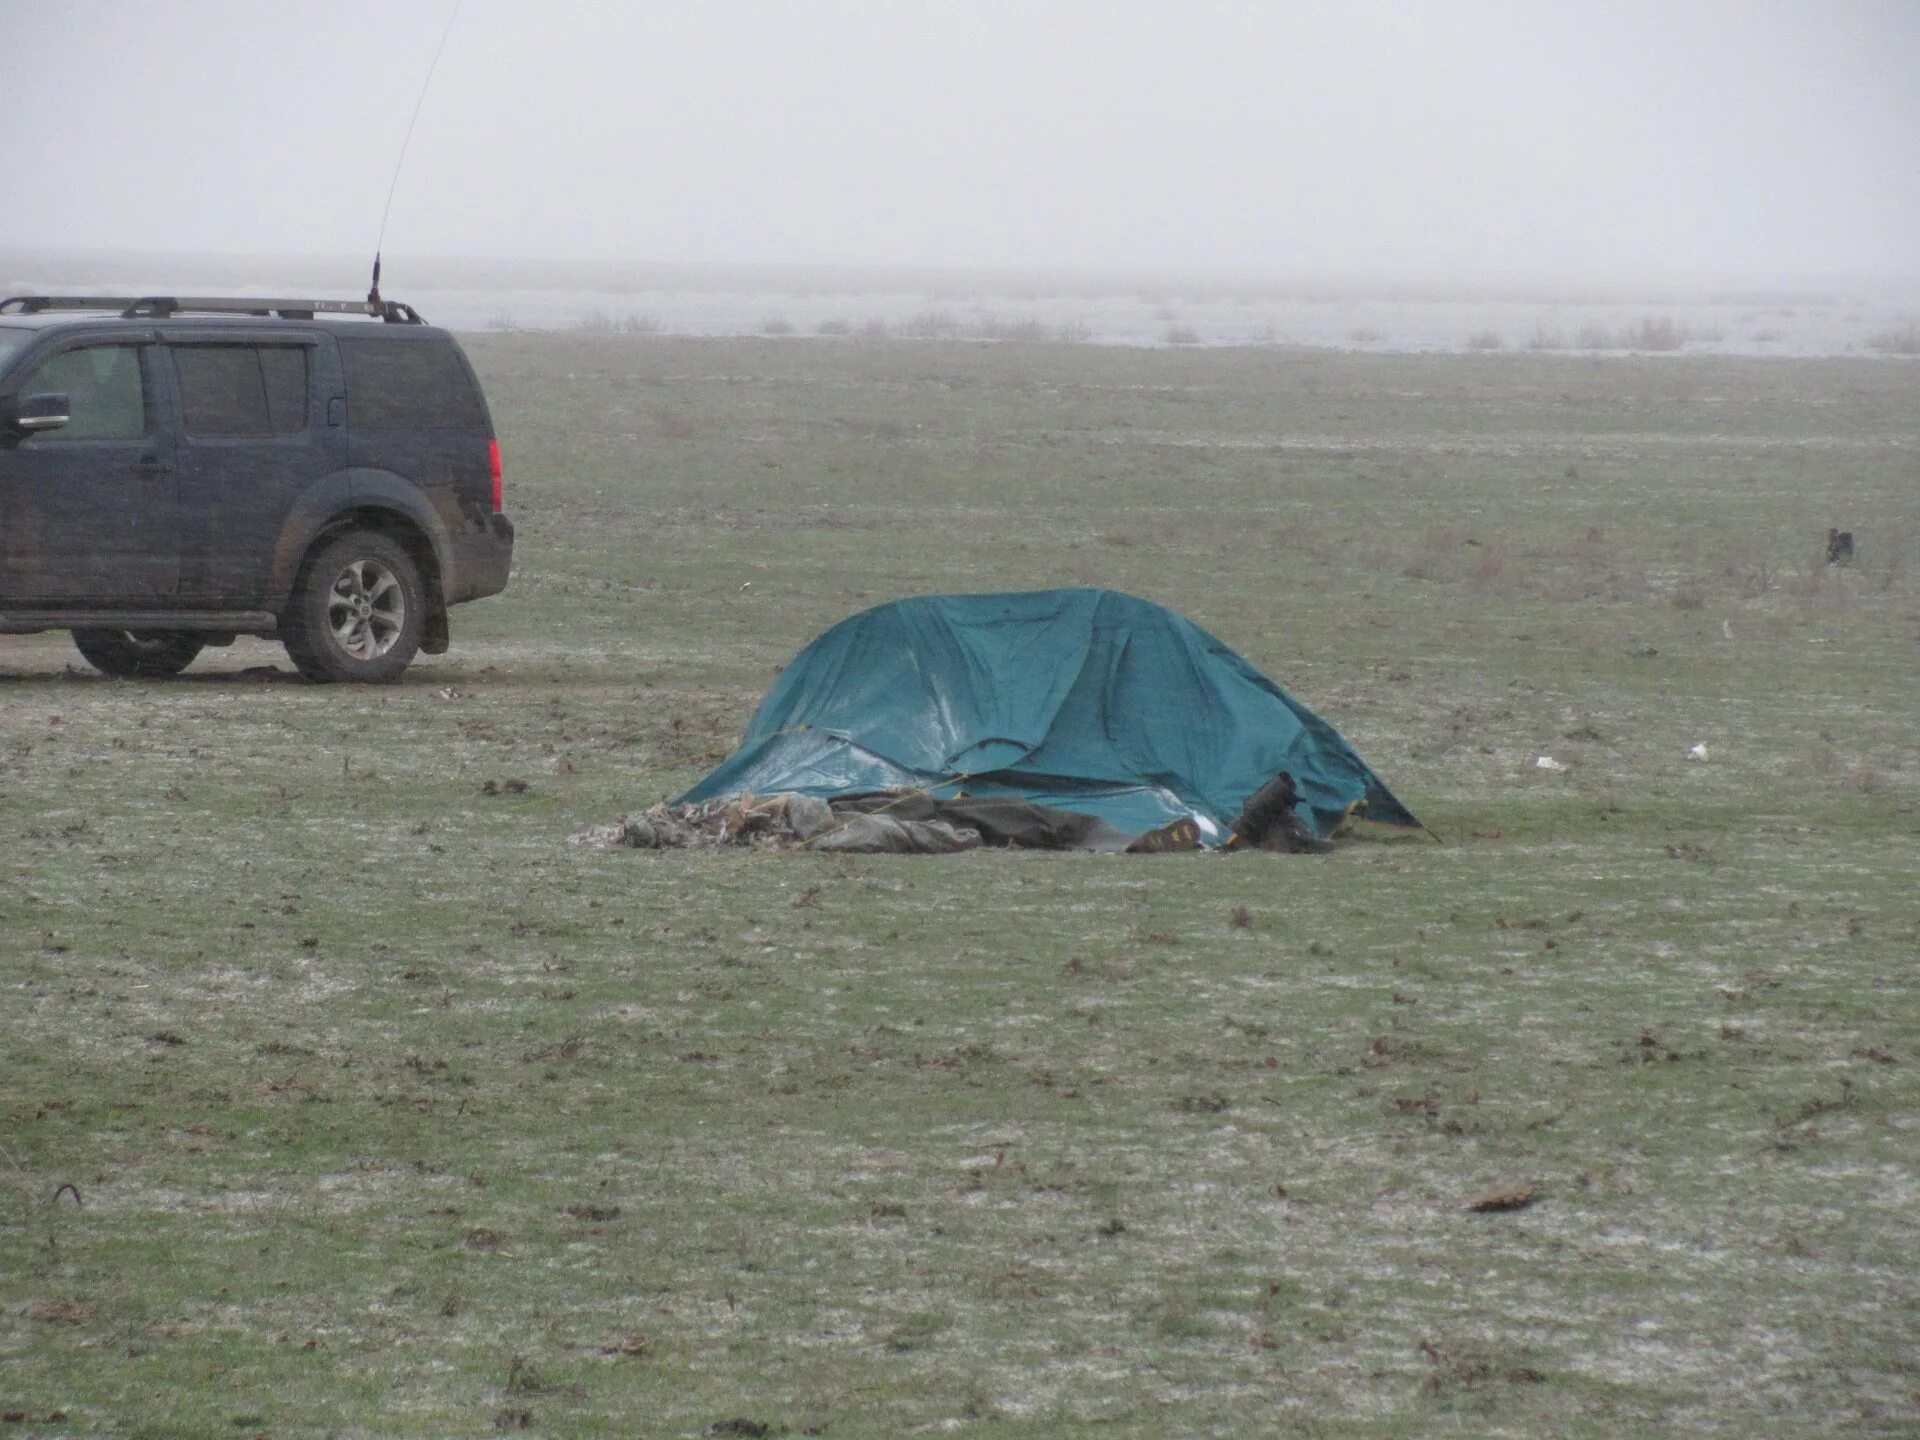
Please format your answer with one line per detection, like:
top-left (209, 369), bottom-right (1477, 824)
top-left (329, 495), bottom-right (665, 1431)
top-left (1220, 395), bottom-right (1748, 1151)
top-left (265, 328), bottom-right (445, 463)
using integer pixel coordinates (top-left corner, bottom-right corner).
top-left (338, 337), bottom-right (484, 430)
top-left (20, 344), bottom-right (146, 440)
top-left (172, 344), bottom-right (310, 437)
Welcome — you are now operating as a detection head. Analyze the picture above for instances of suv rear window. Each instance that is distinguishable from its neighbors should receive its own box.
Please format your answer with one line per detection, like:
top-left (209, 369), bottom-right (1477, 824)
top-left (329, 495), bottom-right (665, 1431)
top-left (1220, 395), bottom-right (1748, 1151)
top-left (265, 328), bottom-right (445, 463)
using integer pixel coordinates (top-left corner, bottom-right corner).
top-left (339, 337), bottom-right (485, 431)
top-left (172, 344), bottom-right (309, 436)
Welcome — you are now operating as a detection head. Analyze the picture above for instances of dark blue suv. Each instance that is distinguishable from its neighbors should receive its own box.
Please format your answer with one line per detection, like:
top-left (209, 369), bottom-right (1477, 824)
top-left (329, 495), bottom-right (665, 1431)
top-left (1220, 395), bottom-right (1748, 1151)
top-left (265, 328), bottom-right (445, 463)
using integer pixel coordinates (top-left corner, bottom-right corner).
top-left (0, 295), bottom-right (513, 682)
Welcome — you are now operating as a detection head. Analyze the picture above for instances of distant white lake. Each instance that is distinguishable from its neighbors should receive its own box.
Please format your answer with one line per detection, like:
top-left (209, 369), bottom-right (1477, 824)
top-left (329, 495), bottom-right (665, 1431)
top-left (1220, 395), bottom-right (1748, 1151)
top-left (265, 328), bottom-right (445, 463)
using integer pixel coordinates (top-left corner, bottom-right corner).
top-left (6, 253), bottom-right (1916, 358)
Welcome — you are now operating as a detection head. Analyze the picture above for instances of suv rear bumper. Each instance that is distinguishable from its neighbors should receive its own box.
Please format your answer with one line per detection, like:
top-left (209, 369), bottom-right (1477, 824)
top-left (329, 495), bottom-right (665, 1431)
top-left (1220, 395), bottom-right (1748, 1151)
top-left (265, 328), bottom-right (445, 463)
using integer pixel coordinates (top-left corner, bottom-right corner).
top-left (449, 513), bottom-right (514, 603)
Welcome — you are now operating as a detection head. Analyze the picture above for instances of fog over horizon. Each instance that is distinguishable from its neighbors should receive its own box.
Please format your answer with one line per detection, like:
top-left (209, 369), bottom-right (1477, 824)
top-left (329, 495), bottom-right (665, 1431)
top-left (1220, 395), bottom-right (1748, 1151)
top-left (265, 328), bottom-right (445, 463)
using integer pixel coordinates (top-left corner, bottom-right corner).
top-left (7, 0), bottom-right (1919, 288)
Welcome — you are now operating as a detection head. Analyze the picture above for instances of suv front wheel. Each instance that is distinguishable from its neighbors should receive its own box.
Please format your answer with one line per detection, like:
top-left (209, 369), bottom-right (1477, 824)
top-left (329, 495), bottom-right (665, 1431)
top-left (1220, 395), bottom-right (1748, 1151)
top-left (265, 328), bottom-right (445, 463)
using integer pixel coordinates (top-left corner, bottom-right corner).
top-left (72, 629), bottom-right (206, 679)
top-left (283, 530), bottom-right (426, 683)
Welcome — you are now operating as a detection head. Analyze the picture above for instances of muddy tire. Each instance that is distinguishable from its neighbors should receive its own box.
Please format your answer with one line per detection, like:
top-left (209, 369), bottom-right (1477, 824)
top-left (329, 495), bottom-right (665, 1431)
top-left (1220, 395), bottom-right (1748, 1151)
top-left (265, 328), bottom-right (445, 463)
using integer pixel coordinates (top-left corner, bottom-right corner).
top-left (282, 531), bottom-right (425, 684)
top-left (71, 629), bottom-right (205, 679)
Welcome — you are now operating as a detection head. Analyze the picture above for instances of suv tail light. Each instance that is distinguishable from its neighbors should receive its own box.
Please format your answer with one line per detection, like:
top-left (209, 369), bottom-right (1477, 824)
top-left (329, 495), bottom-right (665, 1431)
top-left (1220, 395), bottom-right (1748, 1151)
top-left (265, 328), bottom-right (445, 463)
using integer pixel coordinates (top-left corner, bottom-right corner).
top-left (488, 438), bottom-right (504, 513)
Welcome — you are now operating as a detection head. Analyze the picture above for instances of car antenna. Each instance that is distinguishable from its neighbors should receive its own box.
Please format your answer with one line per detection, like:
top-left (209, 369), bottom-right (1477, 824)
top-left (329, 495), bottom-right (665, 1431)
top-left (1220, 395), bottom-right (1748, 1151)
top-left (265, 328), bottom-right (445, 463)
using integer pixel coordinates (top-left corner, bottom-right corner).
top-left (369, 0), bottom-right (464, 315)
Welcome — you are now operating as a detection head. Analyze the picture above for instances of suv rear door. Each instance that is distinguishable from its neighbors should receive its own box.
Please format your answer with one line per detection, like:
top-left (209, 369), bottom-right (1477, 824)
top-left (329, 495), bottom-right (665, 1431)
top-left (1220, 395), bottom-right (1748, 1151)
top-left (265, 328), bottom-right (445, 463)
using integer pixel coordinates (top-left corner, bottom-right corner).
top-left (337, 332), bottom-right (493, 533)
top-left (0, 335), bottom-right (178, 604)
top-left (163, 330), bottom-right (344, 603)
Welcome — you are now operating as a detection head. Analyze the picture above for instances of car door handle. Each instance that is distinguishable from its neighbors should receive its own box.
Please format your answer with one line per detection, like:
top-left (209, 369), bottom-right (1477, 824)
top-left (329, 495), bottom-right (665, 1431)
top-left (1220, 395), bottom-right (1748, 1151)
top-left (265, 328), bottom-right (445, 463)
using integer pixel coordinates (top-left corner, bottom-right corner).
top-left (136, 454), bottom-right (174, 477)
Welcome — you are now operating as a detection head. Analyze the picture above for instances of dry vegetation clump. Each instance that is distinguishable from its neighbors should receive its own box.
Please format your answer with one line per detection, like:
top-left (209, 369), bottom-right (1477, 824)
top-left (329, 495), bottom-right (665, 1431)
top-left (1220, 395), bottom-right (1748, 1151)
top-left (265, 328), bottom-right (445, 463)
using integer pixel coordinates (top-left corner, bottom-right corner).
top-left (1865, 320), bottom-right (1920, 355)
top-left (1623, 316), bottom-right (1686, 351)
top-left (1665, 530), bottom-right (1920, 615)
top-left (895, 310), bottom-right (963, 339)
top-left (1529, 528), bottom-right (1649, 603)
top-left (1464, 329), bottom-right (1504, 351)
top-left (1466, 541), bottom-right (1511, 589)
top-left (1868, 523), bottom-right (1913, 590)
top-left (1379, 523), bottom-right (1672, 605)
top-left (815, 317), bottom-right (853, 336)
top-left (868, 312), bottom-right (1089, 344)
top-left (1396, 526), bottom-right (1473, 583)
top-left (577, 309), bottom-right (661, 334)
top-left (1724, 553), bottom-right (1776, 601)
top-left (1574, 316), bottom-right (1699, 351)
top-left (1668, 575), bottom-right (1710, 610)
top-left (758, 315), bottom-right (796, 336)
top-left (967, 313), bottom-right (1052, 343)
top-left (1163, 325), bottom-right (1203, 346)
top-left (1787, 553), bottom-right (1833, 602)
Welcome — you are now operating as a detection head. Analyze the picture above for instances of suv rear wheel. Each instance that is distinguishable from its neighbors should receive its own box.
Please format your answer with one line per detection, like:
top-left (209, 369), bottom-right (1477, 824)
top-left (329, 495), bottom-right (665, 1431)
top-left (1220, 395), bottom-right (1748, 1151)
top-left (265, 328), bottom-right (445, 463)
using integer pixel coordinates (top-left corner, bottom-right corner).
top-left (282, 530), bottom-right (425, 683)
top-left (72, 629), bottom-right (205, 679)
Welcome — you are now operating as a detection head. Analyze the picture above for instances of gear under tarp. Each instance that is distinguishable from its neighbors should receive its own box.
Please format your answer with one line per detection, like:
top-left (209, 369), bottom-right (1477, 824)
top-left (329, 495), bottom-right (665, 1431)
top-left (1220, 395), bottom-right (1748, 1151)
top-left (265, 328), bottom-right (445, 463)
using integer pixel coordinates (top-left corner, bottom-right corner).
top-left (677, 588), bottom-right (1418, 840)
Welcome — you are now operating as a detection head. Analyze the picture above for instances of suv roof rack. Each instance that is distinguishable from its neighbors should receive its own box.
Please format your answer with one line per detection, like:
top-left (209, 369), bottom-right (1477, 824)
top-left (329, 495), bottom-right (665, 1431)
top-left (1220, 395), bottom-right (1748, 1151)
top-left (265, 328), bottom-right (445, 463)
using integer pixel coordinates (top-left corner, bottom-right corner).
top-left (0, 295), bottom-right (426, 324)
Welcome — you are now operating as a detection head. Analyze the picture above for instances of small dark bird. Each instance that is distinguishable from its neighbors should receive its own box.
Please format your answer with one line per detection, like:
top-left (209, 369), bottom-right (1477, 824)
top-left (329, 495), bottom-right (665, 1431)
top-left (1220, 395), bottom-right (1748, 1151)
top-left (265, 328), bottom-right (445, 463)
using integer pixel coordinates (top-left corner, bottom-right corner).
top-left (1226, 771), bottom-right (1333, 853)
top-left (1826, 528), bottom-right (1855, 565)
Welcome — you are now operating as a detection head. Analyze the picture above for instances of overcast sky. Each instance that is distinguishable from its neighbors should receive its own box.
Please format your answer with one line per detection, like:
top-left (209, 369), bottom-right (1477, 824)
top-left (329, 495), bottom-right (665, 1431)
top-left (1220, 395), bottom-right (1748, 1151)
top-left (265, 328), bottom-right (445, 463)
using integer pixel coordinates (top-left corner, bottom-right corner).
top-left (7, 0), bottom-right (1917, 280)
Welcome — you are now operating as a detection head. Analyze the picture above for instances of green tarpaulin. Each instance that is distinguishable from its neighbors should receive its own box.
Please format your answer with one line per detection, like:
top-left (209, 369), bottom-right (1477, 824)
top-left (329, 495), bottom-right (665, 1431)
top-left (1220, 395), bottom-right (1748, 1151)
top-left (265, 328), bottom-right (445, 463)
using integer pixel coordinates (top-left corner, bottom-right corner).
top-left (678, 588), bottom-right (1417, 841)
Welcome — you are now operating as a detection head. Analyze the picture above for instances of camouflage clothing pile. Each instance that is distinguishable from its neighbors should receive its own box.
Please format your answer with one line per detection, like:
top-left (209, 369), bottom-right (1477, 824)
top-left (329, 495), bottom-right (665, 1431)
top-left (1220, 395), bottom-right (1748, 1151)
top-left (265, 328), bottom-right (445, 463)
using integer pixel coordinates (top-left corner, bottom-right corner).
top-left (572, 792), bottom-right (982, 854)
top-left (573, 773), bottom-right (1338, 856)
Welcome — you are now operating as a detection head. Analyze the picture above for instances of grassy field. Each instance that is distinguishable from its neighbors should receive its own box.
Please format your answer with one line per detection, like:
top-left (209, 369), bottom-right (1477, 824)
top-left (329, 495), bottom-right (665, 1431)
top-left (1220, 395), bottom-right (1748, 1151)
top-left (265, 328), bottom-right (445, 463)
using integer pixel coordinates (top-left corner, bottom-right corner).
top-left (3, 335), bottom-right (1917, 1438)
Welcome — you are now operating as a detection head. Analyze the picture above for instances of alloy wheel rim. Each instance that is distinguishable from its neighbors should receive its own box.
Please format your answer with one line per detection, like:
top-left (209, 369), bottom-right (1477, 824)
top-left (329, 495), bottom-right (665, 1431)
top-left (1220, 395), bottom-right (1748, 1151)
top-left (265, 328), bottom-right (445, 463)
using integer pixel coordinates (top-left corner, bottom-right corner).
top-left (326, 559), bottom-right (405, 660)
